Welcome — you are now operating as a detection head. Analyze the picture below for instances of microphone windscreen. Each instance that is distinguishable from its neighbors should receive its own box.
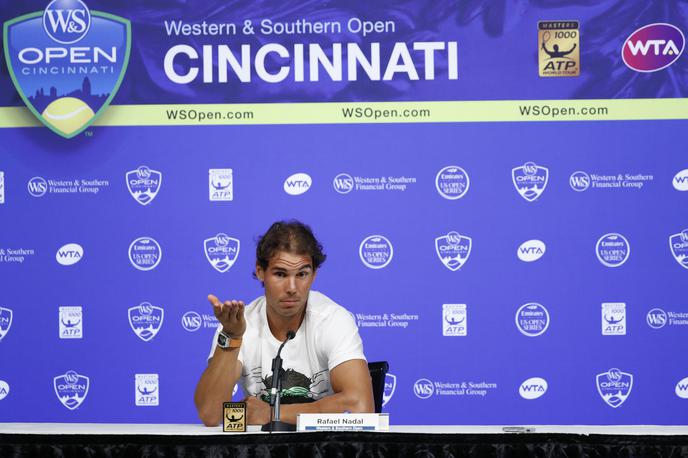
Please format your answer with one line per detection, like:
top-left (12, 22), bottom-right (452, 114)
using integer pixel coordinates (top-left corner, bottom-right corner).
top-left (286, 330), bottom-right (296, 340)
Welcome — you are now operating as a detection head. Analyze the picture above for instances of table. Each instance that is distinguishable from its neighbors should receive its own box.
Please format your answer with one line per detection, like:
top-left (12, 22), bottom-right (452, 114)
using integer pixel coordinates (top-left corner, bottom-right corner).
top-left (2, 423), bottom-right (688, 457)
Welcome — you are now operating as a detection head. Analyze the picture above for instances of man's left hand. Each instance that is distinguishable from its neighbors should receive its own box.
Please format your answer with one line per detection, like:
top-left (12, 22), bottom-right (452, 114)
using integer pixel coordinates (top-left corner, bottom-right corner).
top-left (245, 396), bottom-right (271, 425)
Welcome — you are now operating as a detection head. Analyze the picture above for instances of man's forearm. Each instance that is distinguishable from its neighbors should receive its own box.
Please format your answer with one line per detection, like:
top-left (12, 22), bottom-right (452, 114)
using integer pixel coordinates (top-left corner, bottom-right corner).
top-left (277, 390), bottom-right (374, 424)
top-left (194, 347), bottom-right (241, 426)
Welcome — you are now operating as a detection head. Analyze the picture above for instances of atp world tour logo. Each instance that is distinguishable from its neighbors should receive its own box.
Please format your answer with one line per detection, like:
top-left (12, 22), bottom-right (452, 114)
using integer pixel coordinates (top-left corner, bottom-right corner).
top-left (205, 233), bottom-right (240, 273)
top-left (3, 0), bottom-right (131, 138)
top-left (126, 166), bottom-right (162, 205)
top-left (512, 162), bottom-right (548, 201)
top-left (0, 307), bottom-right (13, 341)
top-left (135, 373), bottom-right (159, 406)
top-left (669, 229), bottom-right (688, 269)
top-left (128, 302), bottom-right (164, 341)
top-left (54, 370), bottom-right (89, 410)
top-left (435, 232), bottom-right (472, 271)
top-left (596, 368), bottom-right (633, 408)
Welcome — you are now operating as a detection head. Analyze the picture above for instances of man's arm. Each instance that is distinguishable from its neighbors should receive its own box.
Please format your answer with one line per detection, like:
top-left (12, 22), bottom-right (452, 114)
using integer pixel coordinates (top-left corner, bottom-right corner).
top-left (194, 345), bottom-right (242, 426)
top-left (194, 295), bottom-right (246, 426)
top-left (245, 358), bottom-right (374, 425)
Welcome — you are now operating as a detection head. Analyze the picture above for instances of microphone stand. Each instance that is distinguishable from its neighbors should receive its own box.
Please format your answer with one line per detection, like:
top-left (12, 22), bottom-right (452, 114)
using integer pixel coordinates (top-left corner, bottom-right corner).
top-left (262, 331), bottom-right (296, 432)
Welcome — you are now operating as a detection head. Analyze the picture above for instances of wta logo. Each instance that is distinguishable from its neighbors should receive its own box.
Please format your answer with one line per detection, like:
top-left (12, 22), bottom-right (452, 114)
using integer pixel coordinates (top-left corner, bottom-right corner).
top-left (3, 0), bottom-right (131, 138)
top-left (622, 23), bottom-right (685, 72)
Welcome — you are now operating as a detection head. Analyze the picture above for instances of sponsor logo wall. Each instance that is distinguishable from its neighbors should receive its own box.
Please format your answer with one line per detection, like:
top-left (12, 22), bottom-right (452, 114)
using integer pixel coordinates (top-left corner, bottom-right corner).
top-left (0, 0), bottom-right (686, 426)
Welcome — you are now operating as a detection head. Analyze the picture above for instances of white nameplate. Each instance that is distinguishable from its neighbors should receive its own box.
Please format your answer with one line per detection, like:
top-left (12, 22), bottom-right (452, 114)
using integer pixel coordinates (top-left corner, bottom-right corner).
top-left (297, 413), bottom-right (389, 432)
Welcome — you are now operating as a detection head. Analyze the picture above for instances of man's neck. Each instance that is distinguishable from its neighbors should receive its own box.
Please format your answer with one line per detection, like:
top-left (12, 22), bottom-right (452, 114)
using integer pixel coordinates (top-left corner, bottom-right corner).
top-left (267, 307), bottom-right (306, 342)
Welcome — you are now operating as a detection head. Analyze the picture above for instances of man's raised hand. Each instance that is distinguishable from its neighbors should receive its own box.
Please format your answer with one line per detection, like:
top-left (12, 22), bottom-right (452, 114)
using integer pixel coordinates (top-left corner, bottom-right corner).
top-left (208, 294), bottom-right (246, 337)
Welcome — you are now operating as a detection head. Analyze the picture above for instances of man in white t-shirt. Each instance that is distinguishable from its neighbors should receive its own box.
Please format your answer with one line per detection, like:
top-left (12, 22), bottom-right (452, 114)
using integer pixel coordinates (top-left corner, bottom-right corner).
top-left (194, 221), bottom-right (374, 426)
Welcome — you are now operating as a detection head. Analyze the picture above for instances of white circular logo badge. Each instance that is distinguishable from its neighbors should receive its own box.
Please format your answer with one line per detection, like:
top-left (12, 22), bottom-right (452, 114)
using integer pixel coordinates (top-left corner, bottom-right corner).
top-left (333, 173), bottom-right (354, 194)
top-left (675, 376), bottom-right (688, 399)
top-left (596, 233), bottom-right (630, 267)
top-left (435, 166), bottom-right (469, 200)
top-left (283, 173), bottom-right (311, 196)
top-left (569, 171), bottom-right (590, 191)
top-left (519, 377), bottom-right (548, 400)
top-left (56, 243), bottom-right (84, 266)
top-left (646, 308), bottom-right (668, 329)
top-left (413, 378), bottom-right (434, 399)
top-left (43, 0), bottom-right (92, 44)
top-left (0, 380), bottom-right (9, 400)
top-left (515, 303), bottom-right (550, 337)
top-left (674, 169), bottom-right (688, 191)
top-left (129, 237), bottom-right (162, 271)
top-left (517, 240), bottom-right (546, 262)
top-left (181, 311), bottom-right (202, 332)
top-left (27, 176), bottom-right (48, 197)
top-left (359, 235), bottom-right (393, 269)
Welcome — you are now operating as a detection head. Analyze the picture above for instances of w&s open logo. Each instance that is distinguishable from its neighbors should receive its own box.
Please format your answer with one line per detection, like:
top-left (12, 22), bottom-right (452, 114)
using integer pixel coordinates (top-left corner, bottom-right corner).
top-left (3, 0), bottom-right (131, 138)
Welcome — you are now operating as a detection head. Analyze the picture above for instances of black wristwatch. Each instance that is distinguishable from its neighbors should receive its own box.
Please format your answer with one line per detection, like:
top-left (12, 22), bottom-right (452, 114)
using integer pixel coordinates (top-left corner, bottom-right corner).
top-left (217, 330), bottom-right (242, 349)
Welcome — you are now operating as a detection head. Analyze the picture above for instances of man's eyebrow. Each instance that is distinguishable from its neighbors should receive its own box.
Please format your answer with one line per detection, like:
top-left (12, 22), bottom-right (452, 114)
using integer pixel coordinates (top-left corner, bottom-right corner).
top-left (270, 264), bottom-right (313, 272)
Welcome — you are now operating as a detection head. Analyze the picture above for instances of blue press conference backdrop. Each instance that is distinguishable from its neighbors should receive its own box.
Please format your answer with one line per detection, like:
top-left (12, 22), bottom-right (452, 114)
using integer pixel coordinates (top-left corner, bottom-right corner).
top-left (0, 0), bottom-right (687, 425)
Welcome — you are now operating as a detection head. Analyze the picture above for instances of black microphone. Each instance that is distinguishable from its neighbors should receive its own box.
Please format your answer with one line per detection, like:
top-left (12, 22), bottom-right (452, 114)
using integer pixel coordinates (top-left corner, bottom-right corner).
top-left (276, 331), bottom-right (295, 358)
top-left (269, 330), bottom-right (295, 405)
top-left (263, 330), bottom-right (297, 432)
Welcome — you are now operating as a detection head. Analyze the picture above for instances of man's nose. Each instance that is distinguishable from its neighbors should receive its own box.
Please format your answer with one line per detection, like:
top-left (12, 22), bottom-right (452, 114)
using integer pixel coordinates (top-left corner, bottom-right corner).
top-left (286, 275), bottom-right (297, 293)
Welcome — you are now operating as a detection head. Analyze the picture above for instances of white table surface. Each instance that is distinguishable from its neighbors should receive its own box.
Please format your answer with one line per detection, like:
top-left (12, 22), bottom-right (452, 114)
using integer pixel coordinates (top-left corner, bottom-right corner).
top-left (1, 423), bottom-right (687, 436)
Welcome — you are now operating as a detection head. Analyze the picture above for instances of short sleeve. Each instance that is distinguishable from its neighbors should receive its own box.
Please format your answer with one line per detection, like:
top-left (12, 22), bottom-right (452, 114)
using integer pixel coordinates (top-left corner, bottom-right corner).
top-left (318, 307), bottom-right (367, 371)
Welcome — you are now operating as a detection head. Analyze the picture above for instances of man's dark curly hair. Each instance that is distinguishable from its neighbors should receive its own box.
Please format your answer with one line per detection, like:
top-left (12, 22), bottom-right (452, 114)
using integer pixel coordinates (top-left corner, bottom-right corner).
top-left (254, 220), bottom-right (326, 273)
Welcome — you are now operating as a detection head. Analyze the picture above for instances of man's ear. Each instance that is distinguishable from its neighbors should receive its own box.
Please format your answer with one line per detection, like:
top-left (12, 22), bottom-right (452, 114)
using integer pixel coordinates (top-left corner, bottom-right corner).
top-left (255, 264), bottom-right (265, 282)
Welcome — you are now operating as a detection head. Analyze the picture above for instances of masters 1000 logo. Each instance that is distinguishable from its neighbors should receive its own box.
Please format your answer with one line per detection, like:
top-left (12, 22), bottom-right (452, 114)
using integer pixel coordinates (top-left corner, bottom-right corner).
top-left (3, 0), bottom-right (131, 138)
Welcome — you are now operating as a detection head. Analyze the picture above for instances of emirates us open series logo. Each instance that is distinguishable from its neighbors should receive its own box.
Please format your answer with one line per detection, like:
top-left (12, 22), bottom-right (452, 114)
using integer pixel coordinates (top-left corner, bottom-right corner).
top-left (3, 0), bottom-right (131, 138)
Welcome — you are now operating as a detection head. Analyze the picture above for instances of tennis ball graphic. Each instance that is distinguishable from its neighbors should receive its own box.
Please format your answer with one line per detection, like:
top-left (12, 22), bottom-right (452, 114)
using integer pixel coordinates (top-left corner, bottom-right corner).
top-left (41, 97), bottom-right (95, 135)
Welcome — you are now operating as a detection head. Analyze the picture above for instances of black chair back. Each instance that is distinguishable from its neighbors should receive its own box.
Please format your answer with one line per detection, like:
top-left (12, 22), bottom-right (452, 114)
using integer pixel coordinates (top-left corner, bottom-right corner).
top-left (367, 361), bottom-right (389, 413)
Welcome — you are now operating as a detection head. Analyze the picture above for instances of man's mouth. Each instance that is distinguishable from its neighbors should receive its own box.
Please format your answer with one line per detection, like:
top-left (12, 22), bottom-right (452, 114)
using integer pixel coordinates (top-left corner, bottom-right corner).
top-left (280, 298), bottom-right (300, 304)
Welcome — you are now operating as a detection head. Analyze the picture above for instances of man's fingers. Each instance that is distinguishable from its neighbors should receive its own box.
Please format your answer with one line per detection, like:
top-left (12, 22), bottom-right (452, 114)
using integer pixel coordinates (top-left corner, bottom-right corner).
top-left (209, 294), bottom-right (224, 317)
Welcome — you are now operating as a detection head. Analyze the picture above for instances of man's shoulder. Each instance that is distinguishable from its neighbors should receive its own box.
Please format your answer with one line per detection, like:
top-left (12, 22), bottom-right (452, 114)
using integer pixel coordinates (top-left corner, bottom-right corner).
top-left (244, 295), bottom-right (265, 322)
top-left (307, 291), bottom-right (352, 322)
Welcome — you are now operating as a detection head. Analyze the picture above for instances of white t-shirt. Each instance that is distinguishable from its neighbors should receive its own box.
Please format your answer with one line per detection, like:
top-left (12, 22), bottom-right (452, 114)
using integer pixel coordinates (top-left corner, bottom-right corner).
top-left (208, 290), bottom-right (366, 404)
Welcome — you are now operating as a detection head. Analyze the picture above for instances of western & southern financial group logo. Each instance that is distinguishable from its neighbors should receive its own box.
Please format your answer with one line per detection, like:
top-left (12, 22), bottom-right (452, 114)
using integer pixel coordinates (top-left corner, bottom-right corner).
top-left (3, 0), bottom-right (131, 138)
top-left (596, 368), bottom-right (633, 408)
top-left (413, 378), bottom-right (435, 399)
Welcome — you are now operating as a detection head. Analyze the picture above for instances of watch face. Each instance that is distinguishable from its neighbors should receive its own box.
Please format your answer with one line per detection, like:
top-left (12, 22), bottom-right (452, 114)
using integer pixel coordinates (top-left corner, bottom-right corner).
top-left (218, 333), bottom-right (228, 347)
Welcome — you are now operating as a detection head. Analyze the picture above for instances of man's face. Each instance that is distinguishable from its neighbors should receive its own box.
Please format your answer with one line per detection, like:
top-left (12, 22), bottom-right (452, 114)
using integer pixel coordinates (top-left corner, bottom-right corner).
top-left (256, 251), bottom-right (316, 321)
